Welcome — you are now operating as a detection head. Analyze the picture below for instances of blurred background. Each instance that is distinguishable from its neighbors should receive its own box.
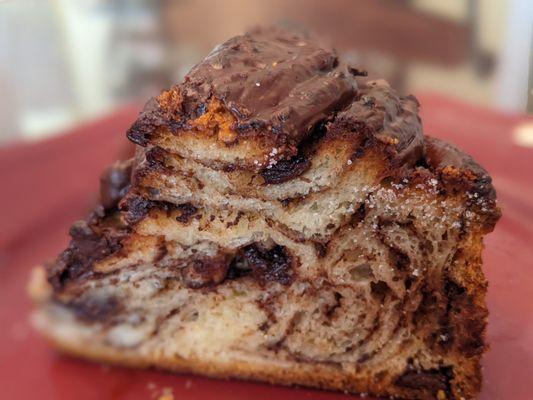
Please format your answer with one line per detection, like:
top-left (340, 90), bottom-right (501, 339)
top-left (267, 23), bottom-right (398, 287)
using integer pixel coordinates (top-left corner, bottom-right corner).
top-left (0, 0), bottom-right (532, 144)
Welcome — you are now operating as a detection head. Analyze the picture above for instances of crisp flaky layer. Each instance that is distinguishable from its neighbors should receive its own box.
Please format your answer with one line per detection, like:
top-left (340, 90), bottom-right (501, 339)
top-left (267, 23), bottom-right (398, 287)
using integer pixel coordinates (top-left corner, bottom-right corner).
top-left (131, 139), bottom-right (497, 243)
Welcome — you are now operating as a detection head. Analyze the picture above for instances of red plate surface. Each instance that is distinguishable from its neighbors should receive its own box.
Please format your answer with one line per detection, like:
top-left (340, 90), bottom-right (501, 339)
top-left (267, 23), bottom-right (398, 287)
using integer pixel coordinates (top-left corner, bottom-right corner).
top-left (1, 95), bottom-right (532, 399)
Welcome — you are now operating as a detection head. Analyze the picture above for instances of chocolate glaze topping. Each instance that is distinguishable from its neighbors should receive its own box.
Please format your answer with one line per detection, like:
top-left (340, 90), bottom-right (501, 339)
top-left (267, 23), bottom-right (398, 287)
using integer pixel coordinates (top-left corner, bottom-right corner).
top-left (127, 27), bottom-right (356, 157)
top-left (328, 78), bottom-right (425, 170)
top-left (425, 136), bottom-right (490, 181)
top-left (424, 136), bottom-right (497, 201)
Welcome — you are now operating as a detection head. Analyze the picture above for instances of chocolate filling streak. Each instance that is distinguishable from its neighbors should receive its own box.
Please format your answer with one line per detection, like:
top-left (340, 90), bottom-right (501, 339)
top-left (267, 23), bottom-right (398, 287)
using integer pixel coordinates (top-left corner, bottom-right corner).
top-left (119, 194), bottom-right (198, 226)
top-left (396, 366), bottom-right (454, 397)
top-left (412, 273), bottom-right (487, 368)
top-left (260, 155), bottom-right (311, 185)
top-left (260, 119), bottom-right (328, 184)
top-left (180, 253), bottom-right (234, 288)
top-left (445, 280), bottom-right (486, 357)
top-left (48, 162), bottom-right (139, 290)
top-left (142, 139), bottom-right (313, 186)
top-left (47, 208), bottom-right (128, 291)
top-left (47, 202), bottom-right (295, 291)
top-left (180, 244), bottom-right (294, 289)
top-left (63, 295), bottom-right (122, 323)
top-left (229, 245), bottom-right (294, 285)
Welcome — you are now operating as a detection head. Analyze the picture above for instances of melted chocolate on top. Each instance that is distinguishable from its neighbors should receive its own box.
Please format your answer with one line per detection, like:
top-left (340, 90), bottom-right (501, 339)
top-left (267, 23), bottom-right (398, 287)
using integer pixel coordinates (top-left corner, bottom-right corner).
top-left (128, 27), bottom-right (356, 158)
top-left (328, 79), bottom-right (425, 170)
top-left (423, 136), bottom-right (498, 205)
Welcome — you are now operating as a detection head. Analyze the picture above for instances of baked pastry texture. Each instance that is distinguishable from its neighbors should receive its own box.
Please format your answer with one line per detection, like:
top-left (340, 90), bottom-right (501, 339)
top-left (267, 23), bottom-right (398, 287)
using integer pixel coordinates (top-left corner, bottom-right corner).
top-left (30, 27), bottom-right (500, 400)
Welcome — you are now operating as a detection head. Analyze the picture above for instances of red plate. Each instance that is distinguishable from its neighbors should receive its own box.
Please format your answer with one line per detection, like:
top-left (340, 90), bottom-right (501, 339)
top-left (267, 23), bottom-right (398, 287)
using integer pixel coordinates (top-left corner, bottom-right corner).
top-left (1, 96), bottom-right (532, 399)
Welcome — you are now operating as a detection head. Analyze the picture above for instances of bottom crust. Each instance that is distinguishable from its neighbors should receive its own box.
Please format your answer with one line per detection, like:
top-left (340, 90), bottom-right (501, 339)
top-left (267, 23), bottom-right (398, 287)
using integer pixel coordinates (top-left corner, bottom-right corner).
top-left (32, 311), bottom-right (411, 399)
top-left (32, 302), bottom-right (479, 400)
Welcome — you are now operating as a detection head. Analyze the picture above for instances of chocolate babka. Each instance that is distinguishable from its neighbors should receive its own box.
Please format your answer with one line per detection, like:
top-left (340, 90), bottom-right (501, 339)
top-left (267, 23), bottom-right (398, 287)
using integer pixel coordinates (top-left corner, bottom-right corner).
top-left (30, 27), bottom-right (500, 400)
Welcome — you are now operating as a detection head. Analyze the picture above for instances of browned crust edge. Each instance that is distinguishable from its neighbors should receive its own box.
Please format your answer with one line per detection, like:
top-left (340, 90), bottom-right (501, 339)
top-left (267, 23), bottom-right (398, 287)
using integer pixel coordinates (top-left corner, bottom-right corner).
top-left (35, 321), bottom-right (480, 400)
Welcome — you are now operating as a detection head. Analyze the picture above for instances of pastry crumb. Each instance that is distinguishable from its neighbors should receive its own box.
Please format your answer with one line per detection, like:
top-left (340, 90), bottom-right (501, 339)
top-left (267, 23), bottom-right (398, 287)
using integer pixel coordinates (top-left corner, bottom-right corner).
top-left (158, 387), bottom-right (174, 400)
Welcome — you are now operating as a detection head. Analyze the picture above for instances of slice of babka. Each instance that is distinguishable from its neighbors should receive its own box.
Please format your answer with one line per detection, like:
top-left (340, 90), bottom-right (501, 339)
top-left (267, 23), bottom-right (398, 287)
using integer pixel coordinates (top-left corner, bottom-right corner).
top-left (29, 27), bottom-right (500, 400)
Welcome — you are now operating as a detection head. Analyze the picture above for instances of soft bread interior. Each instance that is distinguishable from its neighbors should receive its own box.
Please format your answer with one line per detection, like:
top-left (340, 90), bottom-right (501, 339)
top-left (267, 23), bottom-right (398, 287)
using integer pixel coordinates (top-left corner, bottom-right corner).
top-left (33, 182), bottom-right (488, 399)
